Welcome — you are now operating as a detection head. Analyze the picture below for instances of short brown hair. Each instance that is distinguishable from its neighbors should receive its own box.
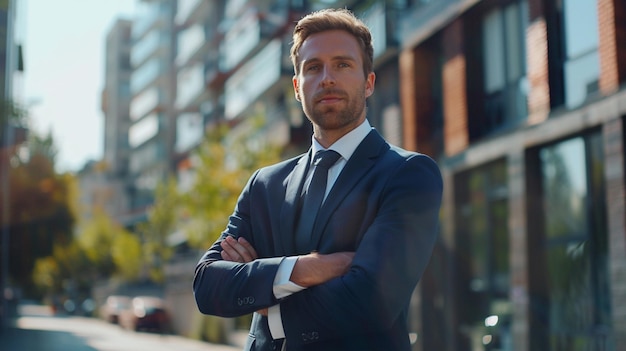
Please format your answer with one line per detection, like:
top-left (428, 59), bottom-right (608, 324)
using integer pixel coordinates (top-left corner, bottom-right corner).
top-left (290, 8), bottom-right (374, 77)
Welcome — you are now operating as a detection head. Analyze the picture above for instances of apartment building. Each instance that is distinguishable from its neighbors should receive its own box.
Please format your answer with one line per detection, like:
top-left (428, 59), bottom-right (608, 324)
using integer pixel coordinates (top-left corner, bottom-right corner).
top-left (96, 19), bottom-right (133, 222)
top-left (397, 0), bottom-right (625, 350)
top-left (126, 0), bottom-right (178, 226)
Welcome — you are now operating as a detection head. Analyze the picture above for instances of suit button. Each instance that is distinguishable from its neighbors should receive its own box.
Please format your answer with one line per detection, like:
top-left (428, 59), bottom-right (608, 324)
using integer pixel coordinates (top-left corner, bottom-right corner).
top-left (237, 296), bottom-right (255, 306)
top-left (301, 331), bottom-right (319, 342)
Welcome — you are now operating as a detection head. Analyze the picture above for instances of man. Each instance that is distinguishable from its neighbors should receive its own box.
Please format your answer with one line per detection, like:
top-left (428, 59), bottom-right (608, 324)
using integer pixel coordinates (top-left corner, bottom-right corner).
top-left (193, 8), bottom-right (442, 351)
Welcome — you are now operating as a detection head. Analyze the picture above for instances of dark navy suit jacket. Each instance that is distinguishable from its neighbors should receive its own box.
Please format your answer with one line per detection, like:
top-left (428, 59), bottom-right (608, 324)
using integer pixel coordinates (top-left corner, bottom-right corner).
top-left (193, 129), bottom-right (443, 351)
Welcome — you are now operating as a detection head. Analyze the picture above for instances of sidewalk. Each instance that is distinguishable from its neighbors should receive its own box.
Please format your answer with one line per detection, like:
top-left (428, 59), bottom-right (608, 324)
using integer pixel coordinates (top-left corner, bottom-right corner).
top-left (0, 303), bottom-right (245, 351)
top-left (0, 318), bottom-right (245, 351)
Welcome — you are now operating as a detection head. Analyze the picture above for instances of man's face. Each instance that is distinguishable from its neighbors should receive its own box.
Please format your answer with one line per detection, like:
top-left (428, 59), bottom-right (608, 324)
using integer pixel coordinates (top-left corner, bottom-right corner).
top-left (293, 30), bottom-right (375, 135)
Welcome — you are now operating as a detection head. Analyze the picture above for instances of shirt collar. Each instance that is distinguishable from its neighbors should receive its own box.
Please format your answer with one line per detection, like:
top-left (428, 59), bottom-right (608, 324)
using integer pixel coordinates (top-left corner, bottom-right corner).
top-left (310, 119), bottom-right (372, 163)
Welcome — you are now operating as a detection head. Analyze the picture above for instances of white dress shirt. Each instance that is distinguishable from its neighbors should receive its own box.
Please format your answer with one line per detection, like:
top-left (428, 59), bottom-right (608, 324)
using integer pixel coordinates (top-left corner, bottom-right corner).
top-left (268, 119), bottom-right (372, 339)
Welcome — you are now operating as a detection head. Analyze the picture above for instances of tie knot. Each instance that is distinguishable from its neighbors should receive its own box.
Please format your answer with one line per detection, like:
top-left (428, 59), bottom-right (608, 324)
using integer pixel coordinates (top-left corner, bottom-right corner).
top-left (313, 150), bottom-right (341, 170)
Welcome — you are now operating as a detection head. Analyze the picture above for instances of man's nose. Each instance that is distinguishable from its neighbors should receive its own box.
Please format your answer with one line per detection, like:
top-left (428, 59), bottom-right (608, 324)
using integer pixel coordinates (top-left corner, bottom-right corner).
top-left (320, 66), bottom-right (336, 86)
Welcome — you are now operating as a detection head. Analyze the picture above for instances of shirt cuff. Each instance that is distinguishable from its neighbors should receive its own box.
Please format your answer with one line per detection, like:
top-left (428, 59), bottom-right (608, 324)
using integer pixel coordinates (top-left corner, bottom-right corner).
top-left (273, 256), bottom-right (305, 299)
top-left (269, 256), bottom-right (306, 340)
top-left (268, 305), bottom-right (285, 339)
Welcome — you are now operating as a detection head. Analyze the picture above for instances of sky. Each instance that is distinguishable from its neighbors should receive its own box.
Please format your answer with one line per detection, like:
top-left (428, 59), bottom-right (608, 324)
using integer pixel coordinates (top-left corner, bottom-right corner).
top-left (21, 0), bottom-right (136, 172)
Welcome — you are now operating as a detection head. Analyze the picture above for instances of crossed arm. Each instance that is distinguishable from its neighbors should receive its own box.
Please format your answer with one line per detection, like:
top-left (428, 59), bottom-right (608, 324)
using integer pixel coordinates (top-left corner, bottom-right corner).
top-left (220, 235), bottom-right (354, 294)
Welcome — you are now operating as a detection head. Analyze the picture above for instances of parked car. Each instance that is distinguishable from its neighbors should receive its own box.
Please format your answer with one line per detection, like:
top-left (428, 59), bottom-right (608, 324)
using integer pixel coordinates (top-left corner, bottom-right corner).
top-left (100, 295), bottom-right (131, 324)
top-left (119, 296), bottom-right (170, 333)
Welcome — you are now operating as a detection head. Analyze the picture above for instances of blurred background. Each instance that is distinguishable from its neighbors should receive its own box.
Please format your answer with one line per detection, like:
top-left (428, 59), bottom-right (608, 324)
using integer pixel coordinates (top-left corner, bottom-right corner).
top-left (1, 0), bottom-right (625, 350)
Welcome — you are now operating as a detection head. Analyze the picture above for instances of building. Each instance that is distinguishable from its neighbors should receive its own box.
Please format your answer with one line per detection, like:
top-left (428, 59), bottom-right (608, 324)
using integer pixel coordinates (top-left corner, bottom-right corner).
top-left (397, 0), bottom-right (625, 350)
top-left (126, 0), bottom-right (178, 226)
top-left (98, 18), bottom-right (133, 222)
top-left (0, 0), bottom-right (26, 329)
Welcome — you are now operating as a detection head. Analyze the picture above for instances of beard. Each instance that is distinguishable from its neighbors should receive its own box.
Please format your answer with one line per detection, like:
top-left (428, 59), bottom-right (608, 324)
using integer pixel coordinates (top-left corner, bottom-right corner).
top-left (303, 86), bottom-right (367, 131)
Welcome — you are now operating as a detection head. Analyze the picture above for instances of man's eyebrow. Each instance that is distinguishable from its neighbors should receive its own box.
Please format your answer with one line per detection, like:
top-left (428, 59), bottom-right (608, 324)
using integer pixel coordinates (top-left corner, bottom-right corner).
top-left (302, 55), bottom-right (357, 65)
top-left (332, 55), bottom-right (357, 62)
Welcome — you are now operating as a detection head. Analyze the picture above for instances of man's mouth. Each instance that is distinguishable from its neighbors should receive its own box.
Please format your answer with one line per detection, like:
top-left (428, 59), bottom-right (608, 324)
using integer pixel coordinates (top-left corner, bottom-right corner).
top-left (315, 90), bottom-right (346, 104)
top-left (318, 95), bottom-right (342, 104)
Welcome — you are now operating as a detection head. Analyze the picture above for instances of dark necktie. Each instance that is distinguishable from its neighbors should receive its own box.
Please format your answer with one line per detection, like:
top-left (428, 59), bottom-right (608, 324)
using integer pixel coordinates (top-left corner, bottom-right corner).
top-left (295, 150), bottom-right (341, 252)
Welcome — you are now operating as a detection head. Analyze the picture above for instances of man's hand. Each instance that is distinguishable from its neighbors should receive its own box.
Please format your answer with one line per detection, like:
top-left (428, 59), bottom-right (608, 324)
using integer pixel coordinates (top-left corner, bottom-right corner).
top-left (219, 236), bottom-right (267, 316)
top-left (290, 251), bottom-right (355, 287)
top-left (220, 236), bottom-right (258, 262)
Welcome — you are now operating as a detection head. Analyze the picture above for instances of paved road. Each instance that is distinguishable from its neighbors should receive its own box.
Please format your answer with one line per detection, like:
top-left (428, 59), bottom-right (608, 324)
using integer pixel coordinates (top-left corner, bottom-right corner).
top-left (0, 304), bottom-right (242, 351)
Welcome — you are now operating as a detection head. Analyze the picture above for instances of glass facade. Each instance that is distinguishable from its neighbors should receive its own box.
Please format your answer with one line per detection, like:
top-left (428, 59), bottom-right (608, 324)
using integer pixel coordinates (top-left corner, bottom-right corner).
top-left (562, 0), bottom-right (600, 109)
top-left (479, 0), bottom-right (528, 135)
top-left (529, 132), bottom-right (612, 350)
top-left (455, 159), bottom-right (511, 351)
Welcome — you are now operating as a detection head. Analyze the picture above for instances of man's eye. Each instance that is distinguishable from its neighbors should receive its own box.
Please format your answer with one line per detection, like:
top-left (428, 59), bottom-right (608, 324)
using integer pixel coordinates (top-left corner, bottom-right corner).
top-left (338, 62), bottom-right (350, 68)
top-left (306, 65), bottom-right (319, 72)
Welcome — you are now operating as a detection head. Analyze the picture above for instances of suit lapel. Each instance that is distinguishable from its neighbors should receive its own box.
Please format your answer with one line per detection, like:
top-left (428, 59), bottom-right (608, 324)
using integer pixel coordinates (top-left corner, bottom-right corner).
top-left (309, 130), bottom-right (389, 249)
top-left (278, 151), bottom-right (311, 255)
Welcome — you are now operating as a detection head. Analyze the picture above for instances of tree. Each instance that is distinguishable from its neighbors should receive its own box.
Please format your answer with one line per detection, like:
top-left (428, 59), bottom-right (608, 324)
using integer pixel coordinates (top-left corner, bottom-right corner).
top-left (180, 118), bottom-right (283, 249)
top-left (137, 178), bottom-right (180, 283)
top-left (177, 118), bottom-right (283, 344)
top-left (1, 132), bottom-right (75, 297)
top-left (78, 210), bottom-right (141, 282)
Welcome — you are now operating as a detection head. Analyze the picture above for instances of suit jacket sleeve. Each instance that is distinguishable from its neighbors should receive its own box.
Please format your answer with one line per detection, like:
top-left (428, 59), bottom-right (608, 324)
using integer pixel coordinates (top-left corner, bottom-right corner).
top-left (280, 153), bottom-right (443, 345)
top-left (193, 170), bottom-right (283, 318)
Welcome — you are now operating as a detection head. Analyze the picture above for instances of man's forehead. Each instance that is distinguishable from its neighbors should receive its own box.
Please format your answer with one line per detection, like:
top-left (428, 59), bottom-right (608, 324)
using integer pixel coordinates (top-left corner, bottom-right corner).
top-left (298, 30), bottom-right (361, 61)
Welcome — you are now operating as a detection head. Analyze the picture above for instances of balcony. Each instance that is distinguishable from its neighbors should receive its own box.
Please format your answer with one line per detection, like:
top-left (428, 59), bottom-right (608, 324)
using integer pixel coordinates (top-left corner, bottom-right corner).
top-left (398, 0), bottom-right (474, 47)
top-left (131, 58), bottom-right (164, 94)
top-left (130, 87), bottom-right (161, 121)
top-left (176, 24), bottom-right (207, 68)
top-left (175, 62), bottom-right (206, 110)
top-left (132, 30), bottom-right (168, 68)
top-left (175, 0), bottom-right (215, 27)
top-left (132, 0), bottom-right (172, 40)
top-left (219, 7), bottom-right (289, 72)
top-left (175, 0), bottom-right (202, 26)
top-left (224, 39), bottom-right (284, 120)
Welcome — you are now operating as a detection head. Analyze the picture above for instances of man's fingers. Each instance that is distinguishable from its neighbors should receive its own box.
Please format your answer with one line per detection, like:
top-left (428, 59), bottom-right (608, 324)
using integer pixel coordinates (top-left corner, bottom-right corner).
top-left (220, 240), bottom-right (240, 262)
top-left (238, 237), bottom-right (258, 260)
top-left (221, 249), bottom-right (236, 261)
top-left (221, 236), bottom-right (257, 263)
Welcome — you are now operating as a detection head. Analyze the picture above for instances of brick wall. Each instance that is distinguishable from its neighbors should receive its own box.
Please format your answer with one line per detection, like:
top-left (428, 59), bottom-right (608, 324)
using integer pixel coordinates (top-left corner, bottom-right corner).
top-left (598, 0), bottom-right (626, 94)
top-left (442, 19), bottom-right (468, 156)
top-left (400, 47), bottom-right (438, 156)
top-left (526, 0), bottom-right (550, 124)
top-left (400, 49), bottom-right (419, 152)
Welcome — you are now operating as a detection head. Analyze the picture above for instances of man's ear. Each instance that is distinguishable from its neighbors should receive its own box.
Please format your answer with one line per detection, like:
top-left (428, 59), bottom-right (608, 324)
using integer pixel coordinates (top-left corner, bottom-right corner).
top-left (293, 75), bottom-right (301, 101)
top-left (365, 72), bottom-right (376, 98)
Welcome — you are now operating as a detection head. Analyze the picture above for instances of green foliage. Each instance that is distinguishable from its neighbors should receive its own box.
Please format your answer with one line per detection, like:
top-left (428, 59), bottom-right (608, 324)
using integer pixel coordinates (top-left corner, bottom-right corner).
top-left (190, 314), bottom-right (230, 344)
top-left (78, 210), bottom-right (140, 281)
top-left (2, 131), bottom-right (75, 297)
top-left (111, 230), bottom-right (143, 281)
top-left (32, 241), bottom-right (91, 296)
top-left (32, 209), bottom-right (143, 297)
top-left (137, 178), bottom-right (180, 283)
top-left (180, 118), bottom-right (282, 249)
top-left (32, 256), bottom-right (61, 294)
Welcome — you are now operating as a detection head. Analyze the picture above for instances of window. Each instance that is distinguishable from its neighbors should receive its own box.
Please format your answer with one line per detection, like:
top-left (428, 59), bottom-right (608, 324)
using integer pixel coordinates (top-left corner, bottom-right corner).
top-left (466, 1), bottom-right (528, 140)
top-left (546, 0), bottom-right (600, 109)
top-left (455, 160), bottom-right (511, 350)
top-left (481, 1), bottom-right (528, 134)
top-left (528, 132), bottom-right (612, 350)
top-left (562, 0), bottom-right (600, 108)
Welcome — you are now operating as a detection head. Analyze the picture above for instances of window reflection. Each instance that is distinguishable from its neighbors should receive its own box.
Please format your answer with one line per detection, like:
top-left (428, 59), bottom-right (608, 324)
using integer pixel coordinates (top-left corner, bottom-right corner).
top-left (531, 132), bottom-right (612, 350)
top-left (455, 159), bottom-right (511, 350)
